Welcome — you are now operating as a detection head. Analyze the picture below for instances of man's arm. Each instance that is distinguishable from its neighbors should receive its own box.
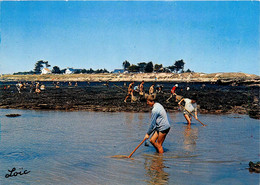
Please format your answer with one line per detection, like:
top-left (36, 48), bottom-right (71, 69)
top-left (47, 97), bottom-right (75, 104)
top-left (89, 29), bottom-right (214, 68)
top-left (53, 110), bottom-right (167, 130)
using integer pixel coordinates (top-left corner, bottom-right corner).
top-left (194, 107), bottom-right (198, 119)
top-left (178, 98), bottom-right (184, 105)
top-left (144, 133), bottom-right (149, 139)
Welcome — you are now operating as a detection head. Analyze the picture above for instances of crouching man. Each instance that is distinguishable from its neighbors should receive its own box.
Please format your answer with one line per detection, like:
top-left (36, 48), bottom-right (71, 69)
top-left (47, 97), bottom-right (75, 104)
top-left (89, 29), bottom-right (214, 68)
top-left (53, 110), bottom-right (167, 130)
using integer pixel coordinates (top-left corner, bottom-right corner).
top-left (178, 97), bottom-right (198, 127)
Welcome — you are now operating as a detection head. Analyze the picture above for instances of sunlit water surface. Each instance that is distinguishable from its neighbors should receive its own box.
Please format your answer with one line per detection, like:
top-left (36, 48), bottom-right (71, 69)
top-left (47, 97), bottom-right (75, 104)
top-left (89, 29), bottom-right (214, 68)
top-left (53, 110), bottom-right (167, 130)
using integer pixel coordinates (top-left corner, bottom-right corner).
top-left (0, 109), bottom-right (259, 185)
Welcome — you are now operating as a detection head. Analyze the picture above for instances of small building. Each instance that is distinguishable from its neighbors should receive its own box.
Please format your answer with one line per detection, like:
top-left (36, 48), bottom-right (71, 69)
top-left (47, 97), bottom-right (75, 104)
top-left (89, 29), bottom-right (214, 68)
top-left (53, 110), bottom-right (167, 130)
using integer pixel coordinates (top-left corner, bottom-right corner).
top-left (65, 68), bottom-right (82, 74)
top-left (65, 68), bottom-right (75, 74)
top-left (41, 68), bottom-right (52, 75)
top-left (113, 69), bottom-right (124, 74)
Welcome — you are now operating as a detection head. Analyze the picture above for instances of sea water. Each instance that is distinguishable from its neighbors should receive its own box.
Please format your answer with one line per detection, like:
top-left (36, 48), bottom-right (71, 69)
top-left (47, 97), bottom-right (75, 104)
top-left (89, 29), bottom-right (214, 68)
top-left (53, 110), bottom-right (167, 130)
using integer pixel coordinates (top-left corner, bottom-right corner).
top-left (0, 109), bottom-right (259, 185)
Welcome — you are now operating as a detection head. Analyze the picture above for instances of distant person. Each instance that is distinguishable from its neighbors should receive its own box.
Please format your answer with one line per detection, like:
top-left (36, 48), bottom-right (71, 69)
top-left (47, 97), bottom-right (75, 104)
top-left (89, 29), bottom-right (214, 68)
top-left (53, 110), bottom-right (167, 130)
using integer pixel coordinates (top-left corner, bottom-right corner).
top-left (105, 81), bottom-right (109, 88)
top-left (156, 84), bottom-right (163, 94)
top-left (22, 82), bottom-right (27, 89)
top-left (166, 84), bottom-right (178, 102)
top-left (55, 82), bottom-right (60, 88)
top-left (40, 84), bottom-right (45, 91)
top-left (16, 82), bottom-right (23, 93)
top-left (149, 84), bottom-right (155, 95)
top-left (29, 83), bottom-right (34, 93)
top-left (131, 85), bottom-right (139, 103)
top-left (36, 82), bottom-right (40, 90)
top-left (124, 81), bottom-right (134, 103)
top-left (144, 94), bottom-right (171, 153)
top-left (139, 80), bottom-right (145, 96)
top-left (133, 85), bottom-right (139, 93)
top-left (178, 97), bottom-right (198, 127)
top-left (35, 88), bottom-right (41, 94)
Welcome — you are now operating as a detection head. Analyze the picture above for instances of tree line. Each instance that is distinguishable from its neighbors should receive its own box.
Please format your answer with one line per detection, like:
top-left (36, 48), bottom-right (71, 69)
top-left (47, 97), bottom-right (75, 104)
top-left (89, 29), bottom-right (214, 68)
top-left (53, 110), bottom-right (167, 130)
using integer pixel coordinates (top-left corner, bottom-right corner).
top-left (122, 59), bottom-right (191, 73)
top-left (13, 60), bottom-right (109, 75)
top-left (13, 59), bottom-right (192, 75)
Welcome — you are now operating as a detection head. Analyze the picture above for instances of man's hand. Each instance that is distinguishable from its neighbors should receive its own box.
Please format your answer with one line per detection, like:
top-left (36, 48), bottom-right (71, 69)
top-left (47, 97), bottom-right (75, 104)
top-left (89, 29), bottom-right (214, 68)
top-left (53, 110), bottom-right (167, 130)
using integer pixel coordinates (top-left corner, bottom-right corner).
top-left (178, 98), bottom-right (184, 105)
top-left (144, 134), bottom-right (149, 140)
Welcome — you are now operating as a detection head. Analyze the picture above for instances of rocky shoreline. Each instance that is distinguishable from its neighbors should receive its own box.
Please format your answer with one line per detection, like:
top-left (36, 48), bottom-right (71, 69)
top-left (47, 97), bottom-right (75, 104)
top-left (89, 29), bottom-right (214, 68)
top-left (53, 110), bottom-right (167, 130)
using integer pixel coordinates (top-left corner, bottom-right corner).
top-left (0, 81), bottom-right (259, 119)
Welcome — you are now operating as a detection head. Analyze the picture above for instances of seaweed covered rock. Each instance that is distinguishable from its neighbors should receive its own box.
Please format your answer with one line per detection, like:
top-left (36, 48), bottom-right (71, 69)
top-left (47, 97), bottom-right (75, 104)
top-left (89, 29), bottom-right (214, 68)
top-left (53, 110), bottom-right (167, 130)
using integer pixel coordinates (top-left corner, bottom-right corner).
top-left (6, 114), bottom-right (21, 117)
top-left (249, 161), bottom-right (260, 173)
top-left (0, 82), bottom-right (259, 119)
top-left (248, 96), bottom-right (260, 119)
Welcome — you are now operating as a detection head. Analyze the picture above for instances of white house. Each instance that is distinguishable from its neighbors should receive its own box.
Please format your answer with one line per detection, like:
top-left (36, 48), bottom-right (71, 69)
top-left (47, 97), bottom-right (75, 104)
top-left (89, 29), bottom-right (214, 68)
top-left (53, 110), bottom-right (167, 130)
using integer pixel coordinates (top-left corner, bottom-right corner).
top-left (113, 69), bottom-right (124, 73)
top-left (41, 68), bottom-right (52, 75)
top-left (65, 68), bottom-right (75, 74)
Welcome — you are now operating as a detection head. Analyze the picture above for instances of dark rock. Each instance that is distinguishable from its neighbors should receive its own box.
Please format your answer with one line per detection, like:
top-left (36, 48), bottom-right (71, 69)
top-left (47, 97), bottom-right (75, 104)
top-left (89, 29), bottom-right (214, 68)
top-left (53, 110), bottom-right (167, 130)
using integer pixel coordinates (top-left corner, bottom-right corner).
top-left (0, 83), bottom-right (259, 119)
top-left (5, 114), bottom-right (21, 117)
top-left (249, 161), bottom-right (260, 173)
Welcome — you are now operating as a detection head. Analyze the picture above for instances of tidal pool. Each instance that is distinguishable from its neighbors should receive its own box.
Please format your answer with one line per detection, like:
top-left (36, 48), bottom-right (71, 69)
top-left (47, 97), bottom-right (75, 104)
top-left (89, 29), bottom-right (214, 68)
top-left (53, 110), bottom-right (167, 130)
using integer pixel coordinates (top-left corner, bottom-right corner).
top-left (0, 109), bottom-right (259, 184)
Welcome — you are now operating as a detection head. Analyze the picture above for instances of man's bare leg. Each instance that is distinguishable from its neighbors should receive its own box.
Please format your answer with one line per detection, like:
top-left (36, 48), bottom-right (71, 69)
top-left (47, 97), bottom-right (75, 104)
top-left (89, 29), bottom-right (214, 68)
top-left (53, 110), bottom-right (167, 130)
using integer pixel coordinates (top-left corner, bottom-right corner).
top-left (184, 114), bottom-right (191, 127)
top-left (150, 131), bottom-right (167, 153)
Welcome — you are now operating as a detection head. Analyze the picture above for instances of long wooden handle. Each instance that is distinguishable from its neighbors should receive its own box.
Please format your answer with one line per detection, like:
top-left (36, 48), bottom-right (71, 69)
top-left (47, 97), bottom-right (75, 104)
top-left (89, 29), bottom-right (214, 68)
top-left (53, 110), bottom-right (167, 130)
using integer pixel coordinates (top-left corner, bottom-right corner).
top-left (113, 84), bottom-right (127, 93)
top-left (128, 138), bottom-right (147, 158)
top-left (179, 104), bottom-right (207, 126)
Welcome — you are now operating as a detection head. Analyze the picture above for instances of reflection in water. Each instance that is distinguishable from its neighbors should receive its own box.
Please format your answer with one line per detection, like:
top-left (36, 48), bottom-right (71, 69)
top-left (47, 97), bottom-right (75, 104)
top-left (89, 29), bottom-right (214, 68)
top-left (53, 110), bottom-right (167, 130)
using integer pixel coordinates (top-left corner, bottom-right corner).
top-left (125, 112), bottom-right (134, 125)
top-left (183, 126), bottom-right (198, 152)
top-left (138, 113), bottom-right (145, 125)
top-left (144, 154), bottom-right (169, 185)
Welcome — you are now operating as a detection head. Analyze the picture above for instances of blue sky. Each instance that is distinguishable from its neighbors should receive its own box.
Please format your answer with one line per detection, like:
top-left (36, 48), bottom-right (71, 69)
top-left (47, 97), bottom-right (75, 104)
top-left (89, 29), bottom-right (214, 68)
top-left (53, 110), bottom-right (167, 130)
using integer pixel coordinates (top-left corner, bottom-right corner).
top-left (0, 1), bottom-right (259, 75)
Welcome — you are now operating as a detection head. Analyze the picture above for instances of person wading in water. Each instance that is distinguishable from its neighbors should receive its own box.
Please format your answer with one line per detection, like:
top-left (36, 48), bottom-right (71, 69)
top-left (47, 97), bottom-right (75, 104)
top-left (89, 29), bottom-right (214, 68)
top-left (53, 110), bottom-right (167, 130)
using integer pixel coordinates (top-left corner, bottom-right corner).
top-left (178, 97), bottom-right (198, 127)
top-left (144, 94), bottom-right (171, 153)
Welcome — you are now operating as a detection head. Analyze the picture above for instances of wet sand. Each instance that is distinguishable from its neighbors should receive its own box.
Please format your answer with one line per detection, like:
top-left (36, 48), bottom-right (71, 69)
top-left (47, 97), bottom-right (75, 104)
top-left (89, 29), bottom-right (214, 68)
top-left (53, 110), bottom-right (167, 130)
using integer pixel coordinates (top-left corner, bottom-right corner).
top-left (0, 82), bottom-right (259, 119)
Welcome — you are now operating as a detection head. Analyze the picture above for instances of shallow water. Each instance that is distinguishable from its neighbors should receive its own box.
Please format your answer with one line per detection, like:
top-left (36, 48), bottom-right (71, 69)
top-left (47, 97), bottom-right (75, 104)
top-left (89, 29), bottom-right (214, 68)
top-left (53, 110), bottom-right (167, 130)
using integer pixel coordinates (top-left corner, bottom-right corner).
top-left (0, 109), bottom-right (259, 185)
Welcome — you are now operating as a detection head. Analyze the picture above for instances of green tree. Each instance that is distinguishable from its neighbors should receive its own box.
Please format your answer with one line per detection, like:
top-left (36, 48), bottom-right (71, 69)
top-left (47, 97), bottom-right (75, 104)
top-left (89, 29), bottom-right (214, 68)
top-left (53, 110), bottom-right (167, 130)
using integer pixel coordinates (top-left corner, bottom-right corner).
top-left (34, 60), bottom-right (44, 74)
top-left (168, 65), bottom-right (176, 72)
top-left (52, 66), bottom-right (61, 74)
top-left (44, 61), bottom-right (51, 68)
top-left (87, 68), bottom-right (94, 74)
top-left (74, 69), bottom-right (81, 74)
top-left (34, 60), bottom-right (50, 74)
top-left (95, 68), bottom-right (109, 73)
top-left (137, 62), bottom-right (147, 72)
top-left (122, 60), bottom-right (130, 71)
top-left (154, 64), bottom-right (163, 72)
top-left (128, 64), bottom-right (140, 72)
top-left (13, 70), bottom-right (34, 75)
top-left (145, 61), bottom-right (153, 73)
top-left (60, 68), bottom-right (66, 74)
top-left (174, 59), bottom-right (185, 73)
top-left (81, 69), bottom-right (87, 74)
